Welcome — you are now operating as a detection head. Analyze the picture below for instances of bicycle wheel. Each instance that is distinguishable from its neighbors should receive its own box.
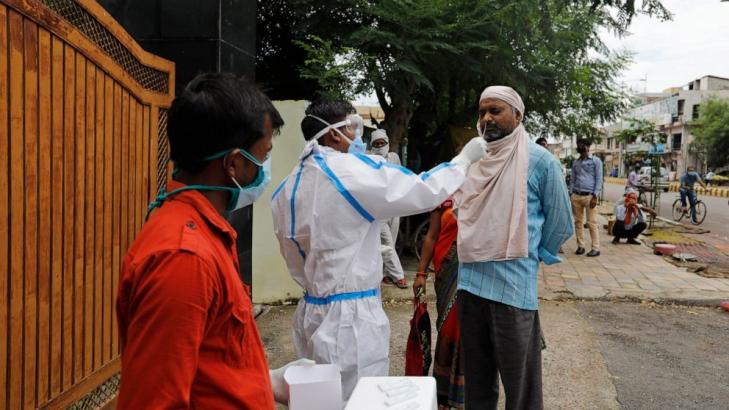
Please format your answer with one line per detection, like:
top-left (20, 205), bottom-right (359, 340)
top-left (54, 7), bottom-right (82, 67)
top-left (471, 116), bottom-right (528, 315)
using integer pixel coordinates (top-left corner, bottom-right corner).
top-left (692, 201), bottom-right (707, 225)
top-left (672, 198), bottom-right (684, 222)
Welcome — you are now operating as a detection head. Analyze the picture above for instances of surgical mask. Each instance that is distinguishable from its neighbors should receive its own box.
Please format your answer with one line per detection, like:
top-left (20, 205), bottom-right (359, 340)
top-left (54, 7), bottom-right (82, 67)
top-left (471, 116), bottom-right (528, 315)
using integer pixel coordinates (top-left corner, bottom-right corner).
top-left (146, 147), bottom-right (271, 219)
top-left (229, 152), bottom-right (272, 211)
top-left (371, 143), bottom-right (389, 157)
top-left (308, 114), bottom-right (366, 154)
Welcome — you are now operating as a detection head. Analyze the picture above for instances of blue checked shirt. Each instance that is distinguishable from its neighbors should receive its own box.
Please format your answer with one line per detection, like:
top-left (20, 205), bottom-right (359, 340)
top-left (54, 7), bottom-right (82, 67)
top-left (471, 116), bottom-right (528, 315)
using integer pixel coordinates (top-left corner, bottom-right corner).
top-left (458, 143), bottom-right (574, 310)
top-left (570, 154), bottom-right (603, 196)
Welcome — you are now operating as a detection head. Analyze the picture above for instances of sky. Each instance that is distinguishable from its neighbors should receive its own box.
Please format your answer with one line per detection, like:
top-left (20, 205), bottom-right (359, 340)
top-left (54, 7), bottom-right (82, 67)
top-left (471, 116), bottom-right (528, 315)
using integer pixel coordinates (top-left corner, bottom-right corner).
top-left (600, 0), bottom-right (729, 93)
top-left (356, 0), bottom-right (729, 105)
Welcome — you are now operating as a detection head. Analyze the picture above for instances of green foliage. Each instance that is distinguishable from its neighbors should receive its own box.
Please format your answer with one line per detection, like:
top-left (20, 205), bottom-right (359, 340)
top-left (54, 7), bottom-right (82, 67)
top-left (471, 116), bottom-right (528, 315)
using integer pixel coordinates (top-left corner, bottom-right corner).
top-left (691, 97), bottom-right (729, 168)
top-left (258, 0), bottom-right (669, 160)
top-left (293, 35), bottom-right (361, 101)
top-left (614, 118), bottom-right (664, 144)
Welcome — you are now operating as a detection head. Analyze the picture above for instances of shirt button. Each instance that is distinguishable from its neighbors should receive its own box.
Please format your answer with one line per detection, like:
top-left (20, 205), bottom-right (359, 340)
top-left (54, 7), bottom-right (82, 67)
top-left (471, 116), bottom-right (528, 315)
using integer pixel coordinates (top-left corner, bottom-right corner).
top-left (186, 221), bottom-right (196, 230)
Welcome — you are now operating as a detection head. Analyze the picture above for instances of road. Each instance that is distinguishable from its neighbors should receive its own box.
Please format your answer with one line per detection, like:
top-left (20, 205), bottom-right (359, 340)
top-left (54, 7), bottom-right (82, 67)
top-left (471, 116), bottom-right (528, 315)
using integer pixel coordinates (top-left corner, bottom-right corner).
top-left (576, 301), bottom-right (729, 410)
top-left (261, 300), bottom-right (729, 409)
top-left (602, 183), bottom-right (729, 240)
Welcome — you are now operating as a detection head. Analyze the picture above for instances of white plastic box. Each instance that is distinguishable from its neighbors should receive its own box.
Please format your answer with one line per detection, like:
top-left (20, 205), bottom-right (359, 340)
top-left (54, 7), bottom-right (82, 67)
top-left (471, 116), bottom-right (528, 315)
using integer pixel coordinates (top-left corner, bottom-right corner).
top-left (284, 364), bottom-right (343, 410)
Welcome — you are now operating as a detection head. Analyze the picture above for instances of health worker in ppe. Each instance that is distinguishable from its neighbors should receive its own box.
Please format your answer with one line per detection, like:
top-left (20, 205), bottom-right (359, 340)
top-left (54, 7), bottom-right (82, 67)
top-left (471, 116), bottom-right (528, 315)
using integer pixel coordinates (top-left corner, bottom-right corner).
top-left (271, 98), bottom-right (487, 399)
top-left (369, 129), bottom-right (407, 289)
top-left (116, 73), bottom-right (313, 410)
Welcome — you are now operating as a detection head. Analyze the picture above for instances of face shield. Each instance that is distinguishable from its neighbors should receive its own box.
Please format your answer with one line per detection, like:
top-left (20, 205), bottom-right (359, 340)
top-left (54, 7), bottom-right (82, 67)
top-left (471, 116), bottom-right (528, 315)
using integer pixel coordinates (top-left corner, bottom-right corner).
top-left (308, 114), bottom-right (366, 154)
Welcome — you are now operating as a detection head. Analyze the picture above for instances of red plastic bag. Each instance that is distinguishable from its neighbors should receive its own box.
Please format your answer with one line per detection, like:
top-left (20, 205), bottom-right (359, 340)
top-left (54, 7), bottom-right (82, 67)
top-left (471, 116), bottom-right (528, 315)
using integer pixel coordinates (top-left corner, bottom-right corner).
top-left (405, 289), bottom-right (432, 376)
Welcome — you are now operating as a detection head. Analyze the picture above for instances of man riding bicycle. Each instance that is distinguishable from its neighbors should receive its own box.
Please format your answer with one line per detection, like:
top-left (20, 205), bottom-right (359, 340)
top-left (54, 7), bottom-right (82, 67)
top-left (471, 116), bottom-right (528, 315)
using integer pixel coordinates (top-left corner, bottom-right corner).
top-left (679, 165), bottom-right (706, 223)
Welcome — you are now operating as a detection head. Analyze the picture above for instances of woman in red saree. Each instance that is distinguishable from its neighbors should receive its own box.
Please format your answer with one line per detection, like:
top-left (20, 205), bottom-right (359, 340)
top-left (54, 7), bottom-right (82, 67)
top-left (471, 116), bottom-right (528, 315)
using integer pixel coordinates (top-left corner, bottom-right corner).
top-left (413, 199), bottom-right (463, 409)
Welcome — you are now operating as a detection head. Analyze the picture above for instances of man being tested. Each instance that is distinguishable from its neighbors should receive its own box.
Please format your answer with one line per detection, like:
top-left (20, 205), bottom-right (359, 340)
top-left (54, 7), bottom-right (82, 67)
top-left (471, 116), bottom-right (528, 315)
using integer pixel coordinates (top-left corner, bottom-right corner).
top-left (455, 86), bottom-right (573, 409)
top-left (271, 98), bottom-right (486, 398)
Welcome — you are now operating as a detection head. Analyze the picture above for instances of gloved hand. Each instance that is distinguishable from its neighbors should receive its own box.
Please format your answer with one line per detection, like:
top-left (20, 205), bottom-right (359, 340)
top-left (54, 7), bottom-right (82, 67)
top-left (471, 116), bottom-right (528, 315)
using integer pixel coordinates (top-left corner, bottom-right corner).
top-left (269, 358), bottom-right (316, 404)
top-left (451, 137), bottom-right (487, 168)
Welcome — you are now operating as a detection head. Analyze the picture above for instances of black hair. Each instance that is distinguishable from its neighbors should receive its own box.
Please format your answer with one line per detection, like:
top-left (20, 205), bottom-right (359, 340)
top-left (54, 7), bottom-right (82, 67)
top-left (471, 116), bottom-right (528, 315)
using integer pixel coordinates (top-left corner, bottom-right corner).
top-left (577, 138), bottom-right (592, 146)
top-left (301, 98), bottom-right (356, 141)
top-left (168, 72), bottom-right (284, 174)
top-left (535, 137), bottom-right (548, 146)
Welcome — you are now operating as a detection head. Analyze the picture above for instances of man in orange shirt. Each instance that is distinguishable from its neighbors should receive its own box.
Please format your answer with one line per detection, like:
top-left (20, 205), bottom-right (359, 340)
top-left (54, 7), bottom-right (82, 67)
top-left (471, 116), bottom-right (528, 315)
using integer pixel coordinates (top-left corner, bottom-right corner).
top-left (117, 73), bottom-right (310, 409)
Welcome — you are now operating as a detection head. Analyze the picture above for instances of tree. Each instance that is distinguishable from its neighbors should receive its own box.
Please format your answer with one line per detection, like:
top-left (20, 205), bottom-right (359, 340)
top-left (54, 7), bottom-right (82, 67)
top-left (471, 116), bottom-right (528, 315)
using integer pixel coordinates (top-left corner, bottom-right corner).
top-left (614, 118), bottom-right (665, 145)
top-left (691, 97), bottom-right (729, 168)
top-left (258, 0), bottom-right (669, 160)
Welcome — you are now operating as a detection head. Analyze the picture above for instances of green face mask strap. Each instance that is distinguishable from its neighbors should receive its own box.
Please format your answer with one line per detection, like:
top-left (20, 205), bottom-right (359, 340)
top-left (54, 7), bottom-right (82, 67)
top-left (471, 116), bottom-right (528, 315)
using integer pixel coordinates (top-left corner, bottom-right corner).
top-left (145, 185), bottom-right (233, 221)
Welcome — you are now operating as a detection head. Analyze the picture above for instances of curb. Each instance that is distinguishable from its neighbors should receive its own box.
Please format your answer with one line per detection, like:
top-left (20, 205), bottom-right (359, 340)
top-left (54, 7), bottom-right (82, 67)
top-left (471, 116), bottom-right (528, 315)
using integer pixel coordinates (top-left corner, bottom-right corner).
top-left (539, 290), bottom-right (726, 308)
top-left (605, 179), bottom-right (729, 198)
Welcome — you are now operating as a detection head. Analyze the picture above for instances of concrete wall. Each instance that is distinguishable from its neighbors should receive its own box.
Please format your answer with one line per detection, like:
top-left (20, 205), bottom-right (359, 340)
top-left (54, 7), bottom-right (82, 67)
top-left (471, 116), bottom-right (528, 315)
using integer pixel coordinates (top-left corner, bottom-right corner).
top-left (251, 100), bottom-right (308, 303)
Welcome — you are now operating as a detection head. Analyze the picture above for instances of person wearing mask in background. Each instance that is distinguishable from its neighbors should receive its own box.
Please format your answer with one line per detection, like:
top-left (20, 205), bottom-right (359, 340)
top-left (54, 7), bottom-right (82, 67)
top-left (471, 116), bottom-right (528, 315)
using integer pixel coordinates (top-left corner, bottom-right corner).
top-left (370, 129), bottom-right (407, 289)
top-left (116, 73), bottom-right (313, 409)
top-left (455, 86), bottom-right (573, 409)
top-left (679, 165), bottom-right (707, 223)
top-left (627, 165), bottom-right (640, 192)
top-left (271, 98), bottom-right (486, 399)
top-left (570, 138), bottom-right (603, 257)
top-left (612, 188), bottom-right (655, 245)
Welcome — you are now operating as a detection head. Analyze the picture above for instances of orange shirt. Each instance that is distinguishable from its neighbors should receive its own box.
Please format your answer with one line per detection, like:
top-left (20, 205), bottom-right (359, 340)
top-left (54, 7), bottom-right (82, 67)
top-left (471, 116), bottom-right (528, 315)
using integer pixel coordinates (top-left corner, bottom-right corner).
top-left (116, 180), bottom-right (274, 409)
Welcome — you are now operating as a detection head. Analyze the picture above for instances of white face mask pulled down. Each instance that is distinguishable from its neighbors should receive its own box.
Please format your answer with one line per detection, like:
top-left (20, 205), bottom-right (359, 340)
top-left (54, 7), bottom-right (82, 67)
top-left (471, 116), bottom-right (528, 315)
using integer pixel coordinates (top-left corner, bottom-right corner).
top-left (308, 114), bottom-right (366, 155)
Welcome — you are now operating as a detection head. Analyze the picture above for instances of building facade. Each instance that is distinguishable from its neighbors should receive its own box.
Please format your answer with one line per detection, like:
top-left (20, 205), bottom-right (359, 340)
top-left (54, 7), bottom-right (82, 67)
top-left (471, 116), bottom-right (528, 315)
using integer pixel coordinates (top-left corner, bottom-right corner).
top-left (597, 75), bottom-right (729, 179)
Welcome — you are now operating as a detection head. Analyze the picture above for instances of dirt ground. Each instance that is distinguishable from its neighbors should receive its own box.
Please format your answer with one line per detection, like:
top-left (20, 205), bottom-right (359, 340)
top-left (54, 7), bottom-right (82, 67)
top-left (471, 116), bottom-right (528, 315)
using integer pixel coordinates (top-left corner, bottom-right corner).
top-left (260, 300), bottom-right (620, 409)
top-left (259, 300), bottom-right (729, 409)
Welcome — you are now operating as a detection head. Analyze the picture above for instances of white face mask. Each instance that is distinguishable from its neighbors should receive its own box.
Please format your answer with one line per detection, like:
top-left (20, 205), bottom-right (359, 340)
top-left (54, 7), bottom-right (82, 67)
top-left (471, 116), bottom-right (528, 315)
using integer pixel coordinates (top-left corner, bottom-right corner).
top-left (371, 143), bottom-right (389, 157)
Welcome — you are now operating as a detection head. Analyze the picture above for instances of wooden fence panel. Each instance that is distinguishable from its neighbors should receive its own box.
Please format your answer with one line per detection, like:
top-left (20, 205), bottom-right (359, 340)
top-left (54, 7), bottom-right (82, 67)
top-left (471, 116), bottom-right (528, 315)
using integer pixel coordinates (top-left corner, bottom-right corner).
top-left (23, 18), bottom-right (39, 410)
top-left (0, 0), bottom-right (175, 408)
top-left (37, 27), bottom-right (52, 406)
top-left (0, 5), bottom-right (8, 407)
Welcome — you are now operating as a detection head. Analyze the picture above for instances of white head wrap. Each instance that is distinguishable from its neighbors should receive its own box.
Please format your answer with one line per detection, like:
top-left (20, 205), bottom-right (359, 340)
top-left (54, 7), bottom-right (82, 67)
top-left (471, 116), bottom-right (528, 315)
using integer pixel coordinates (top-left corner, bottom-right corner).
top-left (371, 129), bottom-right (389, 144)
top-left (480, 86), bottom-right (525, 116)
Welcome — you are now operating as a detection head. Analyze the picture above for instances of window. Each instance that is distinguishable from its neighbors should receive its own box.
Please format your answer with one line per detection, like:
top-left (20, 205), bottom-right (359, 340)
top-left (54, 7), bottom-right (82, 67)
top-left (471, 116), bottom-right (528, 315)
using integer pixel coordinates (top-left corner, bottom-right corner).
top-left (607, 138), bottom-right (613, 150)
top-left (677, 99), bottom-right (685, 116)
top-left (672, 133), bottom-right (682, 151)
top-left (692, 104), bottom-right (701, 120)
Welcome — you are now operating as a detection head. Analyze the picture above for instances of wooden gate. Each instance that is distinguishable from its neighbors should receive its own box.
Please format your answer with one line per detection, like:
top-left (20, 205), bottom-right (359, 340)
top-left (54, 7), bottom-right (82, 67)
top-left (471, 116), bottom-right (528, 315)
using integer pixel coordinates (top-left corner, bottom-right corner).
top-left (0, 0), bottom-right (175, 408)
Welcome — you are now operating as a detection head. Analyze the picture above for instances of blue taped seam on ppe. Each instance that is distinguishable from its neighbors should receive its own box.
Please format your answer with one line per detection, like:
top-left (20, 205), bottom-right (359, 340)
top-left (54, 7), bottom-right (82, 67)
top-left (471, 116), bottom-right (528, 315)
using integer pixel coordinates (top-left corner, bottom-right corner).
top-left (271, 176), bottom-right (289, 201)
top-left (420, 162), bottom-right (455, 181)
top-left (303, 288), bottom-right (380, 305)
top-left (313, 153), bottom-right (375, 223)
top-left (290, 155), bottom-right (310, 260)
top-left (353, 153), bottom-right (415, 176)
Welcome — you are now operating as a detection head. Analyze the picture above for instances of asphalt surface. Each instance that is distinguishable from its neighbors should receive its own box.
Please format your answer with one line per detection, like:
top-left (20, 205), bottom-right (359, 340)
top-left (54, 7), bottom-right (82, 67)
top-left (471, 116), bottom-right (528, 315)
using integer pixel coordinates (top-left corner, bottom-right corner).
top-left (602, 183), bottom-right (729, 240)
top-left (576, 301), bottom-right (729, 410)
top-left (259, 300), bottom-right (729, 409)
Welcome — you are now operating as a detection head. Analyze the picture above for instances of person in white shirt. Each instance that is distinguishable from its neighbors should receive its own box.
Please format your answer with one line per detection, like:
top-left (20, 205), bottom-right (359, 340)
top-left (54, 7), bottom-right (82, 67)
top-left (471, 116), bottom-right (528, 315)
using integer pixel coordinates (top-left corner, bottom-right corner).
top-left (369, 129), bottom-right (407, 288)
top-left (612, 188), bottom-right (654, 245)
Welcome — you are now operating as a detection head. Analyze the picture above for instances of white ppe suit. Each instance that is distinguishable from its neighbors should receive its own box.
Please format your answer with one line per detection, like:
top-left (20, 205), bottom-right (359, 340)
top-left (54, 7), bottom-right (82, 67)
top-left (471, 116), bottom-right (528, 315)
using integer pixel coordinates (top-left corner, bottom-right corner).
top-left (378, 151), bottom-right (404, 281)
top-left (271, 140), bottom-right (468, 398)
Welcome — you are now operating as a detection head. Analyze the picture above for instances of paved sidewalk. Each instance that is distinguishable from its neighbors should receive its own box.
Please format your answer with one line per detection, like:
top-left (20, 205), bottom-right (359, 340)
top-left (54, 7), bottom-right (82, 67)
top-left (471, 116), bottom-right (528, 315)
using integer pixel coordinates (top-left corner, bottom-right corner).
top-left (540, 218), bottom-right (729, 304)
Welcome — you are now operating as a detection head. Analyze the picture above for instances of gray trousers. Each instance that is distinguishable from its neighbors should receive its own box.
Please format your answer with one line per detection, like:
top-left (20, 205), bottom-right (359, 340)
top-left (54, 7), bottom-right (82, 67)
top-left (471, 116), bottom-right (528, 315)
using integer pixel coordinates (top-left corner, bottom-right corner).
top-left (458, 290), bottom-right (543, 410)
top-left (380, 221), bottom-right (404, 280)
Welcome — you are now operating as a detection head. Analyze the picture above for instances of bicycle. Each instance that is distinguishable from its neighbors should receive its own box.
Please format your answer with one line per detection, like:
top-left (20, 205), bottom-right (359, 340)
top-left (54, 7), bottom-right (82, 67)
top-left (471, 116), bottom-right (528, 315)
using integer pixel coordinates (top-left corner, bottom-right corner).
top-left (672, 193), bottom-right (707, 225)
